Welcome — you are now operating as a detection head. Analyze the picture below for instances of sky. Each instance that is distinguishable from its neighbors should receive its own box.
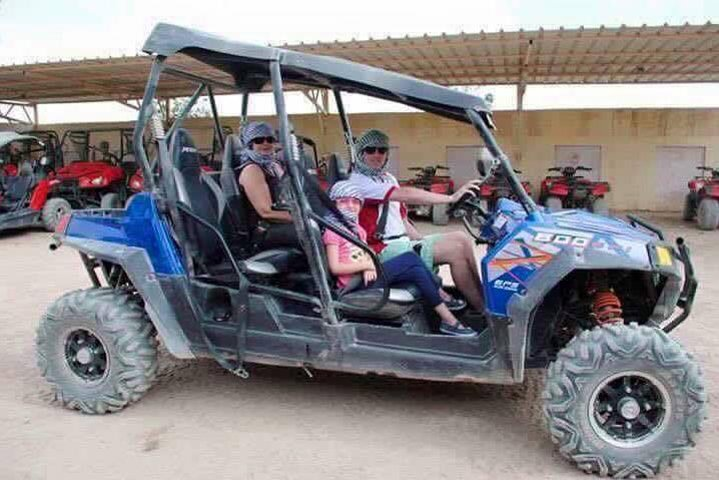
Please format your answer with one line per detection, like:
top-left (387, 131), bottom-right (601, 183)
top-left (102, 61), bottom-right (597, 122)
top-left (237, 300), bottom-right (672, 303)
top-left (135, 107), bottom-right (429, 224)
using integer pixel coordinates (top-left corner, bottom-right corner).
top-left (1, 0), bottom-right (718, 123)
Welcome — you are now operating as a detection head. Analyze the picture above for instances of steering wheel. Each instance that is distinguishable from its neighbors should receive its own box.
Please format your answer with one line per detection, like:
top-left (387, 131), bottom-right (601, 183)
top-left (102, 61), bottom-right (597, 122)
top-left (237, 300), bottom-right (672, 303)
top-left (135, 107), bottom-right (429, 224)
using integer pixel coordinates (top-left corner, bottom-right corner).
top-left (446, 191), bottom-right (492, 244)
top-left (88, 145), bottom-right (121, 164)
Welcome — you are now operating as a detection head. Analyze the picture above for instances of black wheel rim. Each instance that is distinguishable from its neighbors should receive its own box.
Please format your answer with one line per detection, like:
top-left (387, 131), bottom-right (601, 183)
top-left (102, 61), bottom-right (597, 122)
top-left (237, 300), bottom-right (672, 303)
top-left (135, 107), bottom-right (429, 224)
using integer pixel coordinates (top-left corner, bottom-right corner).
top-left (64, 329), bottom-right (108, 382)
top-left (589, 372), bottom-right (669, 447)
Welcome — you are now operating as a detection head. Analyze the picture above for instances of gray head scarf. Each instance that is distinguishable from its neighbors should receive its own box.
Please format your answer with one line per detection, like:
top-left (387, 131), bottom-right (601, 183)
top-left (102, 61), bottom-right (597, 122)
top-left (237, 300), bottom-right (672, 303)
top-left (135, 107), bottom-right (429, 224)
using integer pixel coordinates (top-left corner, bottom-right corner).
top-left (239, 121), bottom-right (279, 174)
top-left (353, 129), bottom-right (390, 179)
top-left (325, 180), bottom-right (364, 236)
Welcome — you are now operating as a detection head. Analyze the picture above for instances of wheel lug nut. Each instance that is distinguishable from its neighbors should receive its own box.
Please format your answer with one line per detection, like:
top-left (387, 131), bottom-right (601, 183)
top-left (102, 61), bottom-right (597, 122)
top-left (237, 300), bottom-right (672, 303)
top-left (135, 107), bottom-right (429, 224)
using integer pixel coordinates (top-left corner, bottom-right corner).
top-left (606, 405), bottom-right (613, 412)
top-left (644, 403), bottom-right (651, 411)
top-left (626, 422), bottom-right (632, 430)
top-left (625, 386), bottom-right (632, 394)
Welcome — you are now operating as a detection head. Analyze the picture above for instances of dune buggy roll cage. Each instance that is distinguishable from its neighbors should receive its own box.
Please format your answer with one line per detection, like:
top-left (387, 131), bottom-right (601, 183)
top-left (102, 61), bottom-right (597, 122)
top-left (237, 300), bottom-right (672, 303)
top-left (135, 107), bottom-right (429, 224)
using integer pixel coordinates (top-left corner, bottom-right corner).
top-left (132, 24), bottom-right (539, 322)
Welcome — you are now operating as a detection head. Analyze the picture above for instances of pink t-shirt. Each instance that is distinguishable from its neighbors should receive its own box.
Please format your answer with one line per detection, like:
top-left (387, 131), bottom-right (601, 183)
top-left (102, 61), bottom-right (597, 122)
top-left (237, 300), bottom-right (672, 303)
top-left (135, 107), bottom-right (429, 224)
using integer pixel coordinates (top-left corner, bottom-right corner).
top-left (322, 225), bottom-right (369, 289)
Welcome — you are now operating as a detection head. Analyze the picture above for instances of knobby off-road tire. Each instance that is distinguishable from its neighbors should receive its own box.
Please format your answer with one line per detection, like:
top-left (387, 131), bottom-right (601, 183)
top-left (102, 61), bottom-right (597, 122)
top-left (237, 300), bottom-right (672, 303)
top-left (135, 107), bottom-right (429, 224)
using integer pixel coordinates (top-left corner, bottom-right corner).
top-left (682, 194), bottom-right (696, 221)
top-left (431, 204), bottom-right (449, 225)
top-left (696, 198), bottom-right (719, 230)
top-left (544, 196), bottom-right (563, 212)
top-left (41, 197), bottom-right (71, 231)
top-left (100, 192), bottom-right (122, 209)
top-left (36, 288), bottom-right (158, 414)
top-left (543, 324), bottom-right (706, 478)
top-left (591, 197), bottom-right (609, 216)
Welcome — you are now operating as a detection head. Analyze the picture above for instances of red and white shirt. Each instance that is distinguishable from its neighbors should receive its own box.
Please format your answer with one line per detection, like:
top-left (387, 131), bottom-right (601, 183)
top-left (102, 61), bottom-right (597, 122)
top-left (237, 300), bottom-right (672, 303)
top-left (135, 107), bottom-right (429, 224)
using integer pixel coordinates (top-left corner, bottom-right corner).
top-left (349, 172), bottom-right (408, 254)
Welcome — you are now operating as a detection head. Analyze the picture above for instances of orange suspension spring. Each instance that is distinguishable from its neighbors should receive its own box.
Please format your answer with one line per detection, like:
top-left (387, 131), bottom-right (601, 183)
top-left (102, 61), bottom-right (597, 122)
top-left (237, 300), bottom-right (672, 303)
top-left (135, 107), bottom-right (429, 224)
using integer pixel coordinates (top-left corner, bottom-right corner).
top-left (592, 291), bottom-right (623, 325)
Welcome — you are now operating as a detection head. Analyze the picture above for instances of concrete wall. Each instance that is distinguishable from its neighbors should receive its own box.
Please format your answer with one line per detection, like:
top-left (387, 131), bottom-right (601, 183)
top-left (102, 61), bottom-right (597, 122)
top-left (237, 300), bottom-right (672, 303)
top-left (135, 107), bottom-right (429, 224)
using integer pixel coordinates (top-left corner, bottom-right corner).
top-left (37, 107), bottom-right (719, 211)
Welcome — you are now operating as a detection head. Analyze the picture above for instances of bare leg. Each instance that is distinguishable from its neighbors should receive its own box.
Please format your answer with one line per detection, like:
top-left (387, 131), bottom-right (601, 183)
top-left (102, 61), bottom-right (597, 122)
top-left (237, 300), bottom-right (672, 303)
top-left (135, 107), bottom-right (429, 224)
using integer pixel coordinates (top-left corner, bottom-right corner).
top-left (432, 232), bottom-right (485, 311)
top-left (434, 303), bottom-right (459, 325)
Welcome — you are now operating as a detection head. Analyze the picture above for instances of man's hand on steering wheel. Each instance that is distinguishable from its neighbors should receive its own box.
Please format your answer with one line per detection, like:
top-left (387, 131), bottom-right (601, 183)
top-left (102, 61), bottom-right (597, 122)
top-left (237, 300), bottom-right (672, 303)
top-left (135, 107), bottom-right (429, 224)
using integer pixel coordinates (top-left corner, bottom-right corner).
top-left (450, 179), bottom-right (482, 204)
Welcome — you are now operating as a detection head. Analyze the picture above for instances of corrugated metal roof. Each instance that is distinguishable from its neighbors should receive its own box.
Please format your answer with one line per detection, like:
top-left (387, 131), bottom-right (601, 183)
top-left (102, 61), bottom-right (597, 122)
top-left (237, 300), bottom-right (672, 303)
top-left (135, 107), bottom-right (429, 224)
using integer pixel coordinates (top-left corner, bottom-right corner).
top-left (1, 22), bottom-right (717, 104)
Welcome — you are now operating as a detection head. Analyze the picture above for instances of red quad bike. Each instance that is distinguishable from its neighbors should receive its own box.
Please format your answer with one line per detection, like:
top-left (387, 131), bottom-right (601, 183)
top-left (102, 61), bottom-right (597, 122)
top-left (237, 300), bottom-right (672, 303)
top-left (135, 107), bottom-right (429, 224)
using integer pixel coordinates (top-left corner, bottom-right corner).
top-left (400, 165), bottom-right (454, 225)
top-left (683, 166), bottom-right (719, 230)
top-left (478, 168), bottom-right (532, 212)
top-left (56, 129), bottom-right (131, 209)
top-left (540, 165), bottom-right (610, 216)
top-left (0, 132), bottom-right (70, 233)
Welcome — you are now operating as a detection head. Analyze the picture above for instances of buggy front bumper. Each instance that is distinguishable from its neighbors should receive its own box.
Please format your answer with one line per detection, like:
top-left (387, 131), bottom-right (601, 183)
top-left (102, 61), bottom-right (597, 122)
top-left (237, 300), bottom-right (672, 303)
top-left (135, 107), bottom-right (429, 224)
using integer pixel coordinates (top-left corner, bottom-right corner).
top-left (662, 238), bottom-right (697, 333)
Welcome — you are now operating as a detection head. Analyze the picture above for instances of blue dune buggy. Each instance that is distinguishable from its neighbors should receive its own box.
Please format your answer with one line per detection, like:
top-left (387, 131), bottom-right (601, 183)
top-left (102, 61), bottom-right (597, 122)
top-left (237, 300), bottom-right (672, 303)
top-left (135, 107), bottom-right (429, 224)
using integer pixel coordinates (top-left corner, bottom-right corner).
top-left (38, 24), bottom-right (704, 478)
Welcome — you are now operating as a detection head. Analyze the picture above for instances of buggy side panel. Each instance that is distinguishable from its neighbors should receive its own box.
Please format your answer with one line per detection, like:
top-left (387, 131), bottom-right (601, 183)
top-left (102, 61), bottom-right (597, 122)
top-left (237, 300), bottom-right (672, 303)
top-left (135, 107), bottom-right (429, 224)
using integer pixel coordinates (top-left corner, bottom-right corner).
top-left (61, 193), bottom-right (191, 357)
top-left (62, 237), bottom-right (194, 359)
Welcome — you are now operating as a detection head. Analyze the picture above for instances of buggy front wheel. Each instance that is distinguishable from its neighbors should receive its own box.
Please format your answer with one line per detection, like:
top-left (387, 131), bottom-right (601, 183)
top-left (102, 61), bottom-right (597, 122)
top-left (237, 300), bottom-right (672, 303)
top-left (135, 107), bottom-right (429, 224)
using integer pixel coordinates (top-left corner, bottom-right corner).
top-left (543, 324), bottom-right (706, 478)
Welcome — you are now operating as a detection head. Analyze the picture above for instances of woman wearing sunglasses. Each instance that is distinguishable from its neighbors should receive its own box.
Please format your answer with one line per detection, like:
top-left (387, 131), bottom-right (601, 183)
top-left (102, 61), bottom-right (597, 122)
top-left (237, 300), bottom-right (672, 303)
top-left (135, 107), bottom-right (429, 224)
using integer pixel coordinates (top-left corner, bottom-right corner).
top-left (236, 121), bottom-right (301, 251)
top-left (349, 129), bottom-right (485, 312)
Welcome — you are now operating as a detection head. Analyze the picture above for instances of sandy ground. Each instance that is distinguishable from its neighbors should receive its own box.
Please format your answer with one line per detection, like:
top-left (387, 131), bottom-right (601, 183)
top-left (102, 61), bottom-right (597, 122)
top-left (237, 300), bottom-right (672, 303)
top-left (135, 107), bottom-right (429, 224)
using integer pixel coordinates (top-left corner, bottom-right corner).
top-left (1, 214), bottom-right (717, 480)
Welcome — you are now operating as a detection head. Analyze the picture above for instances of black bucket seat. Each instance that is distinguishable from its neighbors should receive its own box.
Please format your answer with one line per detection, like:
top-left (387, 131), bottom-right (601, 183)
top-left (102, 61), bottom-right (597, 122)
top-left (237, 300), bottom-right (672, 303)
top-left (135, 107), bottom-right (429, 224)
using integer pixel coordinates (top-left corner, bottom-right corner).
top-left (170, 129), bottom-right (303, 277)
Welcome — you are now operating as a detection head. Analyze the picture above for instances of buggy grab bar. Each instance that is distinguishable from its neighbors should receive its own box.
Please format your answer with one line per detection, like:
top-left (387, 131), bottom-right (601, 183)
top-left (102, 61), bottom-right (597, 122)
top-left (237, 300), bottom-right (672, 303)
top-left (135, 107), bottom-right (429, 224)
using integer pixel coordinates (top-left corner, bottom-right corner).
top-left (175, 202), bottom-right (244, 279)
top-left (309, 212), bottom-right (391, 315)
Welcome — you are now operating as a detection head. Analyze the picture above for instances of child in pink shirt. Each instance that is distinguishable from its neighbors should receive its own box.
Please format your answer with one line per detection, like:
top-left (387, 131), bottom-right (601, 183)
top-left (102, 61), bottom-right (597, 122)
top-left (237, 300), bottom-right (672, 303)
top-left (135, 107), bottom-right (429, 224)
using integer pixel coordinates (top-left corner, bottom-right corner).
top-left (322, 181), bottom-right (475, 336)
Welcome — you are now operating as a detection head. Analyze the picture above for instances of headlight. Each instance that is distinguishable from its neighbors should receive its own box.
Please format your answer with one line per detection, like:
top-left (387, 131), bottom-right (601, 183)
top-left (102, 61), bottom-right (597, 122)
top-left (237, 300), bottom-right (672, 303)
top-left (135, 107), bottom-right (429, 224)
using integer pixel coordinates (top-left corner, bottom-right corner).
top-left (655, 246), bottom-right (673, 267)
top-left (90, 176), bottom-right (105, 186)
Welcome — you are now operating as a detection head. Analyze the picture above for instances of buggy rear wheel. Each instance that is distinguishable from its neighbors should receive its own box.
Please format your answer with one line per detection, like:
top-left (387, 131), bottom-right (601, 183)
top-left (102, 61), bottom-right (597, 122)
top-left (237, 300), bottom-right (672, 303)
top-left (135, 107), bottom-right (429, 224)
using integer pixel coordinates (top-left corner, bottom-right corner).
top-left (543, 324), bottom-right (706, 478)
top-left (431, 204), bottom-right (449, 225)
top-left (41, 198), bottom-right (71, 231)
top-left (36, 288), bottom-right (158, 414)
top-left (544, 196), bottom-right (563, 212)
top-left (696, 198), bottom-right (719, 230)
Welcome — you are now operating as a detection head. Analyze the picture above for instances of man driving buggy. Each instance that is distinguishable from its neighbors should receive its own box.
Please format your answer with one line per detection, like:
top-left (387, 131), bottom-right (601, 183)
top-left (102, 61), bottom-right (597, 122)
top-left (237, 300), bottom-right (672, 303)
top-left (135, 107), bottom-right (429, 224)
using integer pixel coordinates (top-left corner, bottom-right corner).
top-left (349, 129), bottom-right (485, 311)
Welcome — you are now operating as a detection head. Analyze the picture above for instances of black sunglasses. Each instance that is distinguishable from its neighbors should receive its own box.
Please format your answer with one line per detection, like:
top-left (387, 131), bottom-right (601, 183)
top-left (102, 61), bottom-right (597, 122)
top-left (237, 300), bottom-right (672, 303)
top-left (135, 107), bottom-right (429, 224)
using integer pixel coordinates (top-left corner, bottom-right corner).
top-left (363, 147), bottom-right (388, 154)
top-left (251, 136), bottom-right (276, 145)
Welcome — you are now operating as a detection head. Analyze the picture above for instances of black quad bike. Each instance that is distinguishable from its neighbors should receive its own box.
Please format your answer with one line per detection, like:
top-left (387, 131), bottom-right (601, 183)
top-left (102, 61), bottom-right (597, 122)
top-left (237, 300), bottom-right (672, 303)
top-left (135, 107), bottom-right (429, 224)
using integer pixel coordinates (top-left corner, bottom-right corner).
top-left (39, 24), bottom-right (704, 478)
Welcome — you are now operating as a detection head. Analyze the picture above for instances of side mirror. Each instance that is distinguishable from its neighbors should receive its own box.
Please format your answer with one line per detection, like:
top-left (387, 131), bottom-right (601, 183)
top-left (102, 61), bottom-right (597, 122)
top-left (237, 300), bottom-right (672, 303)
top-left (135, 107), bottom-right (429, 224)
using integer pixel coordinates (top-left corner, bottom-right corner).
top-left (476, 149), bottom-right (497, 181)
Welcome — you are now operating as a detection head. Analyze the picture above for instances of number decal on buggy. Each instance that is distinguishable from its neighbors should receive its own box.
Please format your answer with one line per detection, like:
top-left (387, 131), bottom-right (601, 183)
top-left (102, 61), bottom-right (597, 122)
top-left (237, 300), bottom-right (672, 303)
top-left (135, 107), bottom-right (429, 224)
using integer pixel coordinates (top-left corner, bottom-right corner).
top-left (534, 232), bottom-right (590, 248)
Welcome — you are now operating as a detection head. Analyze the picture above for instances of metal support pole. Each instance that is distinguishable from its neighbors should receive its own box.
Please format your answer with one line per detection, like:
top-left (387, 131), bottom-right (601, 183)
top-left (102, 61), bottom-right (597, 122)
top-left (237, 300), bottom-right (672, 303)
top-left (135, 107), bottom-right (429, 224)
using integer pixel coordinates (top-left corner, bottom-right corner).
top-left (240, 92), bottom-right (249, 131)
top-left (516, 81), bottom-right (526, 165)
top-left (32, 104), bottom-right (39, 127)
top-left (270, 61), bottom-right (338, 325)
top-left (332, 88), bottom-right (357, 165)
top-left (206, 85), bottom-right (225, 148)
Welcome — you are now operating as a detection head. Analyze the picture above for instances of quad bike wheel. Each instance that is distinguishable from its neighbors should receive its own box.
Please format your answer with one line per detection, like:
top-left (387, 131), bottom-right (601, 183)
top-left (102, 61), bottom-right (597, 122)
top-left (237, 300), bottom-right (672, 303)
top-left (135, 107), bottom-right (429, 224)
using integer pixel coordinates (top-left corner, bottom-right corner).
top-left (543, 324), bottom-right (706, 478)
top-left (696, 198), bottom-right (719, 230)
top-left (36, 288), bottom-right (158, 414)
top-left (431, 204), bottom-right (449, 225)
top-left (41, 198), bottom-right (71, 231)
top-left (591, 197), bottom-right (609, 216)
top-left (682, 193), bottom-right (696, 222)
top-left (100, 192), bottom-right (122, 209)
top-left (544, 196), bottom-right (563, 212)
